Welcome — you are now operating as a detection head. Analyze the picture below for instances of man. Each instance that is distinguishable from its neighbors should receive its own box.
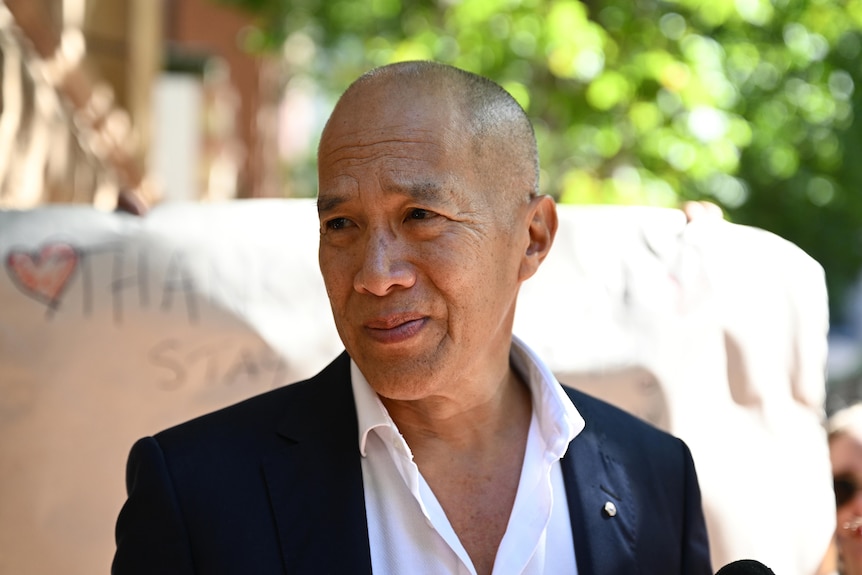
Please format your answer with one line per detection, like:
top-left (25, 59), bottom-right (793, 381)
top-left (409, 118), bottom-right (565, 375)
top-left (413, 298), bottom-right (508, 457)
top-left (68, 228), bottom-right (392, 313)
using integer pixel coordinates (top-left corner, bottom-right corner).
top-left (112, 61), bottom-right (712, 574)
top-left (826, 404), bottom-right (862, 574)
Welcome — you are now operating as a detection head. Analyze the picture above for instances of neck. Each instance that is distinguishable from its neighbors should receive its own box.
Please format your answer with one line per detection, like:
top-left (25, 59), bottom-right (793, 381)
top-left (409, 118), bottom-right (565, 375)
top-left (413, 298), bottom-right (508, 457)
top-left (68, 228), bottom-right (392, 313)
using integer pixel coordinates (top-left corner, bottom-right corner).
top-left (381, 367), bottom-right (532, 454)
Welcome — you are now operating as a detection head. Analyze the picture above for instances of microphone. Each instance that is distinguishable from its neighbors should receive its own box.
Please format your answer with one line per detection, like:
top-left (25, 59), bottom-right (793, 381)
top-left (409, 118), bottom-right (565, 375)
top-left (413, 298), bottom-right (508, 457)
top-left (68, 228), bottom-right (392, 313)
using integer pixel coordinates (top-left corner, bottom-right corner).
top-left (714, 559), bottom-right (776, 574)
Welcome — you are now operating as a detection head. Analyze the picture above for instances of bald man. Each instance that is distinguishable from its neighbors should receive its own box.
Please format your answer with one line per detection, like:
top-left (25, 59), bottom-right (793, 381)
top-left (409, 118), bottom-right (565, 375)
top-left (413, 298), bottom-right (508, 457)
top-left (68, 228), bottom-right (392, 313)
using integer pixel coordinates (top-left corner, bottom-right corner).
top-left (112, 61), bottom-right (712, 575)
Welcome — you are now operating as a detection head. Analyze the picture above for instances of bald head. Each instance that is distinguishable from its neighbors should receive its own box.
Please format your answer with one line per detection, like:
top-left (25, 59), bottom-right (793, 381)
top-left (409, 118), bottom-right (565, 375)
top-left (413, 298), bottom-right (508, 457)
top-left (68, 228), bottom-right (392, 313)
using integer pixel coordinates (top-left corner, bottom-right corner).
top-left (320, 61), bottom-right (540, 207)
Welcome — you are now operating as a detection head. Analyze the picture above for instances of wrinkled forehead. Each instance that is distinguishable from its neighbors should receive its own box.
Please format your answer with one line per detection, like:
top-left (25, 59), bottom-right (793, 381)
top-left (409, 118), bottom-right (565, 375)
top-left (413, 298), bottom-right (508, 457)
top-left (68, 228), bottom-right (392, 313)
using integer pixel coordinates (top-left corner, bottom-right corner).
top-left (317, 120), bottom-right (473, 203)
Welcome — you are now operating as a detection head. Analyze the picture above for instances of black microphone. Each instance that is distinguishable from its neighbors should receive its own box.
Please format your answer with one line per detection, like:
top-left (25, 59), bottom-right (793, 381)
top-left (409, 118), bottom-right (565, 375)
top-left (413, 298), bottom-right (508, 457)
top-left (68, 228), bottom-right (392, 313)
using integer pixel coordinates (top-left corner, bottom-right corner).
top-left (715, 559), bottom-right (776, 575)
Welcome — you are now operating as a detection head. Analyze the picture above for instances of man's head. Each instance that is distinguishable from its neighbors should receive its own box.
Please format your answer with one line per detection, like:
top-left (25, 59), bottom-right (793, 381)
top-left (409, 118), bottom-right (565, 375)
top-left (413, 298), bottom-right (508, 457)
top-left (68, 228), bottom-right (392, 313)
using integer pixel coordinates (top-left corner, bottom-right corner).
top-left (334, 61), bottom-right (540, 210)
top-left (316, 61), bottom-right (557, 402)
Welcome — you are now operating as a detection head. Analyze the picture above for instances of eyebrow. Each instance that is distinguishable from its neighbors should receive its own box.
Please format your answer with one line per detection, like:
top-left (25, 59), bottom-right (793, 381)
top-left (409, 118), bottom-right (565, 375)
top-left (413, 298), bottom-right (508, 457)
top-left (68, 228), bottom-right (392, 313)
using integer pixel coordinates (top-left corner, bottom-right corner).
top-left (317, 194), bottom-right (346, 214)
top-left (317, 179), bottom-right (451, 215)
top-left (401, 180), bottom-right (447, 203)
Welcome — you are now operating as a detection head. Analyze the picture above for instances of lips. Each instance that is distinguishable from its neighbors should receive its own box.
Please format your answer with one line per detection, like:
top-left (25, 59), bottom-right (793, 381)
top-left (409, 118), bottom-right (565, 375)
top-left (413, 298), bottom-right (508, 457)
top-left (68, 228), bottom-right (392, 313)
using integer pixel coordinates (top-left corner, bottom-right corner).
top-left (844, 517), bottom-right (862, 539)
top-left (363, 313), bottom-right (427, 344)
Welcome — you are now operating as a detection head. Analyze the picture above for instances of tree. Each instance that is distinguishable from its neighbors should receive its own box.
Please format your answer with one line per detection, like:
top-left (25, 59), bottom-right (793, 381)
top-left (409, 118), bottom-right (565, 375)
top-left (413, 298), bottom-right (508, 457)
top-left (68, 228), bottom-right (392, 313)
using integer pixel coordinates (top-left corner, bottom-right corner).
top-left (214, 0), bottom-right (862, 321)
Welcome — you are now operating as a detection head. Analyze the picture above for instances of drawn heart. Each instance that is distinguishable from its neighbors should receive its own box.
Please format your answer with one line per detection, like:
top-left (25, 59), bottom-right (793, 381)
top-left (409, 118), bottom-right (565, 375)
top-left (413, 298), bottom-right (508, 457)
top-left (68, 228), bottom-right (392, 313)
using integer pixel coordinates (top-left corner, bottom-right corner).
top-left (6, 243), bottom-right (79, 307)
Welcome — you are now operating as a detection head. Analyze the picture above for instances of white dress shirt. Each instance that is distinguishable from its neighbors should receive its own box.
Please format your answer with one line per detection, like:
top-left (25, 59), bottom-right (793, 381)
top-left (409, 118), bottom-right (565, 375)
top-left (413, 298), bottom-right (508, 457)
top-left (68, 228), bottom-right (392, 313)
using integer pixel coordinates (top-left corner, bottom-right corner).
top-left (352, 336), bottom-right (585, 574)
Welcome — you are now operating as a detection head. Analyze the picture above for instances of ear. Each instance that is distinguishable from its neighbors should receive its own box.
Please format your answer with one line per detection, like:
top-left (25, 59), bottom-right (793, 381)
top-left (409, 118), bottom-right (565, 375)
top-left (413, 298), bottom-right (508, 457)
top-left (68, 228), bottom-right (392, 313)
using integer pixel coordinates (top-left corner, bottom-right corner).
top-left (518, 195), bottom-right (558, 282)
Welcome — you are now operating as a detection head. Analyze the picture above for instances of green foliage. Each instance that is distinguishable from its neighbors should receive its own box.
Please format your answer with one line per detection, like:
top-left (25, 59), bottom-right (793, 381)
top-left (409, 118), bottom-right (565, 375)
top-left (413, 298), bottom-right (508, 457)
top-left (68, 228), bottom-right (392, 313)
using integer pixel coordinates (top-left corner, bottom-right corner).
top-left (214, 0), bottom-right (862, 319)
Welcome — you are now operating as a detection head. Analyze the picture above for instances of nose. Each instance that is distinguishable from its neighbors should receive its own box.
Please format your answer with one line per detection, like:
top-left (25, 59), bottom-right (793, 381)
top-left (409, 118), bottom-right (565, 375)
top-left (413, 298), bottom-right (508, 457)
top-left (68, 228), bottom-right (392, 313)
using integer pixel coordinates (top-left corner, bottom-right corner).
top-left (353, 229), bottom-right (415, 296)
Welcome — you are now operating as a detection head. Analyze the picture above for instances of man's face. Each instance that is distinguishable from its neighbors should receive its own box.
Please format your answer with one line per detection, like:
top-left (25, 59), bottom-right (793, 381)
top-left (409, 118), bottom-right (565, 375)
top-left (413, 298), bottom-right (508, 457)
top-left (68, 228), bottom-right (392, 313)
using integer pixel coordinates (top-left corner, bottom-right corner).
top-left (831, 431), bottom-right (862, 559)
top-left (316, 81), bottom-right (531, 402)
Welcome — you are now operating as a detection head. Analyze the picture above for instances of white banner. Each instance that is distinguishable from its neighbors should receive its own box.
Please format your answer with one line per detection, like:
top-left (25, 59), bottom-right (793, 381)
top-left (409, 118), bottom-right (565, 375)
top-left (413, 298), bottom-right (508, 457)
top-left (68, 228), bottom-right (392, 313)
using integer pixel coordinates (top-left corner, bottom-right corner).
top-left (0, 199), bottom-right (834, 574)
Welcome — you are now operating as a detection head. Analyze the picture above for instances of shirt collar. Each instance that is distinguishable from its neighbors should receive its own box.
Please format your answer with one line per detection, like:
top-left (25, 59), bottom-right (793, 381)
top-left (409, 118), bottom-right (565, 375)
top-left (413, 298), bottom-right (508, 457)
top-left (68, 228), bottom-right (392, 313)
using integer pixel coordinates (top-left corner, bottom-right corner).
top-left (351, 335), bottom-right (585, 458)
top-left (352, 360), bottom-right (398, 457)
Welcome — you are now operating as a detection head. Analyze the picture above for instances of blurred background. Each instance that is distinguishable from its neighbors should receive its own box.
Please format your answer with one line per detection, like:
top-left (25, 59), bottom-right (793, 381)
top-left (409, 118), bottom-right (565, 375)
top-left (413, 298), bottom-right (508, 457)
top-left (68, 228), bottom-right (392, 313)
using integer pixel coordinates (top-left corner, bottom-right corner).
top-left (1, 0), bottom-right (861, 410)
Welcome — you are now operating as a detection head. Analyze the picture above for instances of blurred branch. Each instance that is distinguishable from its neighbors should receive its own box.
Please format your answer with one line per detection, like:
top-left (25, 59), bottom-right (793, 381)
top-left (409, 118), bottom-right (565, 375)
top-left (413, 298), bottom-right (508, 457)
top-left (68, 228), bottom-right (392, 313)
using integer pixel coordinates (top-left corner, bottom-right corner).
top-left (1, 0), bottom-right (152, 212)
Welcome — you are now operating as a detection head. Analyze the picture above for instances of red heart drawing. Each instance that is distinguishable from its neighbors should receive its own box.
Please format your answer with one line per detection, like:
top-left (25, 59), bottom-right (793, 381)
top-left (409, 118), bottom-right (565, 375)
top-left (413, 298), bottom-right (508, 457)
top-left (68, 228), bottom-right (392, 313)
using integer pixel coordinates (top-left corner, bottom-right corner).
top-left (6, 243), bottom-right (79, 307)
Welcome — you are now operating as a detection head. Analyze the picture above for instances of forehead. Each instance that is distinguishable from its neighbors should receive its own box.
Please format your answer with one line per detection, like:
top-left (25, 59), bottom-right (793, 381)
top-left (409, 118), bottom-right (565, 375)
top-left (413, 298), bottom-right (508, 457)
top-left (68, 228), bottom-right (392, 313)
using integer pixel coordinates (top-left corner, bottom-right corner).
top-left (318, 85), bottom-right (475, 191)
top-left (320, 77), bottom-right (468, 157)
top-left (832, 432), bottom-right (862, 470)
top-left (318, 130), bottom-right (468, 196)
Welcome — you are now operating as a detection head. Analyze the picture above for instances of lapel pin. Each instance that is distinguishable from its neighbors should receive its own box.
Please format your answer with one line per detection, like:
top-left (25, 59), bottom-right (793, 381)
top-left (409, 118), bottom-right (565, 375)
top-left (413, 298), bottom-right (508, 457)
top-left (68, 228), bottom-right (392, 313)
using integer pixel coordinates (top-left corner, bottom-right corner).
top-left (603, 501), bottom-right (617, 517)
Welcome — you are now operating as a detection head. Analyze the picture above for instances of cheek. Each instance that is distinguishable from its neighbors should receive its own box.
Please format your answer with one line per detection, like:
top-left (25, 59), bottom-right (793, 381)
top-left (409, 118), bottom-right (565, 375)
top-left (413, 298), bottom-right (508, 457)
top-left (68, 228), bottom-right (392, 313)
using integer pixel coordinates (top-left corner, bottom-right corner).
top-left (418, 241), bottom-right (485, 292)
top-left (431, 243), bottom-right (517, 317)
top-left (319, 248), bottom-right (354, 295)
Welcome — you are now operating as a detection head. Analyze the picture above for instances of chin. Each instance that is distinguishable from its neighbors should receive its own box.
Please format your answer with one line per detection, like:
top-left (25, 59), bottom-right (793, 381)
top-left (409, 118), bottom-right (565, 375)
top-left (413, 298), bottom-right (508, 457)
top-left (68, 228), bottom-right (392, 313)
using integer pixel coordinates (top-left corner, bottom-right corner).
top-left (359, 365), bottom-right (438, 401)
top-left (368, 374), bottom-right (434, 401)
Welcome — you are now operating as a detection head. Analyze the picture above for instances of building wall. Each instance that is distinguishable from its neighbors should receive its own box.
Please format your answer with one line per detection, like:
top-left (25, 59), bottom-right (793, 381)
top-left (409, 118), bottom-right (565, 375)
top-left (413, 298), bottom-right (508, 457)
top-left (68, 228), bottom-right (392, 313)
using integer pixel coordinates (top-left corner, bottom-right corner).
top-left (165, 0), bottom-right (263, 198)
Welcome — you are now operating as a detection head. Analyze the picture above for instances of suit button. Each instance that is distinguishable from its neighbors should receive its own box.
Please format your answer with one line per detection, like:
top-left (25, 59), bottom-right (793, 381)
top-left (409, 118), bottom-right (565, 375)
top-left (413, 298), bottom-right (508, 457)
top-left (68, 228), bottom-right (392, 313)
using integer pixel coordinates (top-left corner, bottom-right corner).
top-left (603, 501), bottom-right (617, 517)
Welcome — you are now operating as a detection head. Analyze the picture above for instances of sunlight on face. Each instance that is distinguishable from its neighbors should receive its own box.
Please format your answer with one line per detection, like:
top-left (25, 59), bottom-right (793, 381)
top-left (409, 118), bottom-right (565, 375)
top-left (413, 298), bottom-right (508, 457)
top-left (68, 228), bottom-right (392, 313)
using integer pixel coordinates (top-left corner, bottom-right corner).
top-left (317, 75), bottom-right (531, 403)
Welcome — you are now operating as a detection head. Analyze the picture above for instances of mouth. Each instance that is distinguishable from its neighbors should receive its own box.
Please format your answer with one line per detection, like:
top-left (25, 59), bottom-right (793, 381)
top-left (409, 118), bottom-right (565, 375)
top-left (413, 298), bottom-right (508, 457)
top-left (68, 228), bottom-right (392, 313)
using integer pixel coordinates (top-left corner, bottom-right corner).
top-left (363, 314), bottom-right (427, 344)
top-left (844, 517), bottom-right (862, 539)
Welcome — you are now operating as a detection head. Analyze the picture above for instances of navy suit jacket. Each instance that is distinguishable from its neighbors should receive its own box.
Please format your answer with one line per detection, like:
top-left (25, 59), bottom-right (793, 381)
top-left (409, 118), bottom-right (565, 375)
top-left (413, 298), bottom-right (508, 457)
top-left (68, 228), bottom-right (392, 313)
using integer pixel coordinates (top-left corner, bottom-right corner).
top-left (113, 352), bottom-right (712, 574)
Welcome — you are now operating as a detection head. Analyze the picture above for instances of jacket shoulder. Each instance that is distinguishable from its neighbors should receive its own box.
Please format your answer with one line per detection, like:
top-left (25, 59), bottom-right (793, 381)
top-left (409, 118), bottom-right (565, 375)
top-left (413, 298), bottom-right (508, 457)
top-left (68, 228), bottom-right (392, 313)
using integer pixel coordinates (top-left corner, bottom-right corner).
top-left (561, 384), bottom-right (690, 460)
top-left (154, 352), bottom-right (353, 447)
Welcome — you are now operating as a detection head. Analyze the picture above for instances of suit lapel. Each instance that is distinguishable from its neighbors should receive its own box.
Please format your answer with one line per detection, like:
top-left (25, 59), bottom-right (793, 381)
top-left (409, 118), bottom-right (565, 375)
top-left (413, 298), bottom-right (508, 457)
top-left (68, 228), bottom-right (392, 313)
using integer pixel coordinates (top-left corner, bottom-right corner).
top-left (561, 389), bottom-right (639, 574)
top-left (262, 353), bottom-right (373, 574)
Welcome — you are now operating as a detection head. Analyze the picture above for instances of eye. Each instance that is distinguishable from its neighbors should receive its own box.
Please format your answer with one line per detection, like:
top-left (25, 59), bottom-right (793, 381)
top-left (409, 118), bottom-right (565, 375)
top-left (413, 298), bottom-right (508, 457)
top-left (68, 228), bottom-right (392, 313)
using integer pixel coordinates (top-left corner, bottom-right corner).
top-left (324, 217), bottom-right (351, 231)
top-left (406, 208), bottom-right (431, 221)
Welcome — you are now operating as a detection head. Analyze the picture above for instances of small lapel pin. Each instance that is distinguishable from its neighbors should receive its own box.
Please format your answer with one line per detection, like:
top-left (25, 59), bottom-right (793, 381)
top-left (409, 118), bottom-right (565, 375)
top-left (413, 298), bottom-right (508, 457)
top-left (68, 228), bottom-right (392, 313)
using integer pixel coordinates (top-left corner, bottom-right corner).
top-left (603, 501), bottom-right (617, 517)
